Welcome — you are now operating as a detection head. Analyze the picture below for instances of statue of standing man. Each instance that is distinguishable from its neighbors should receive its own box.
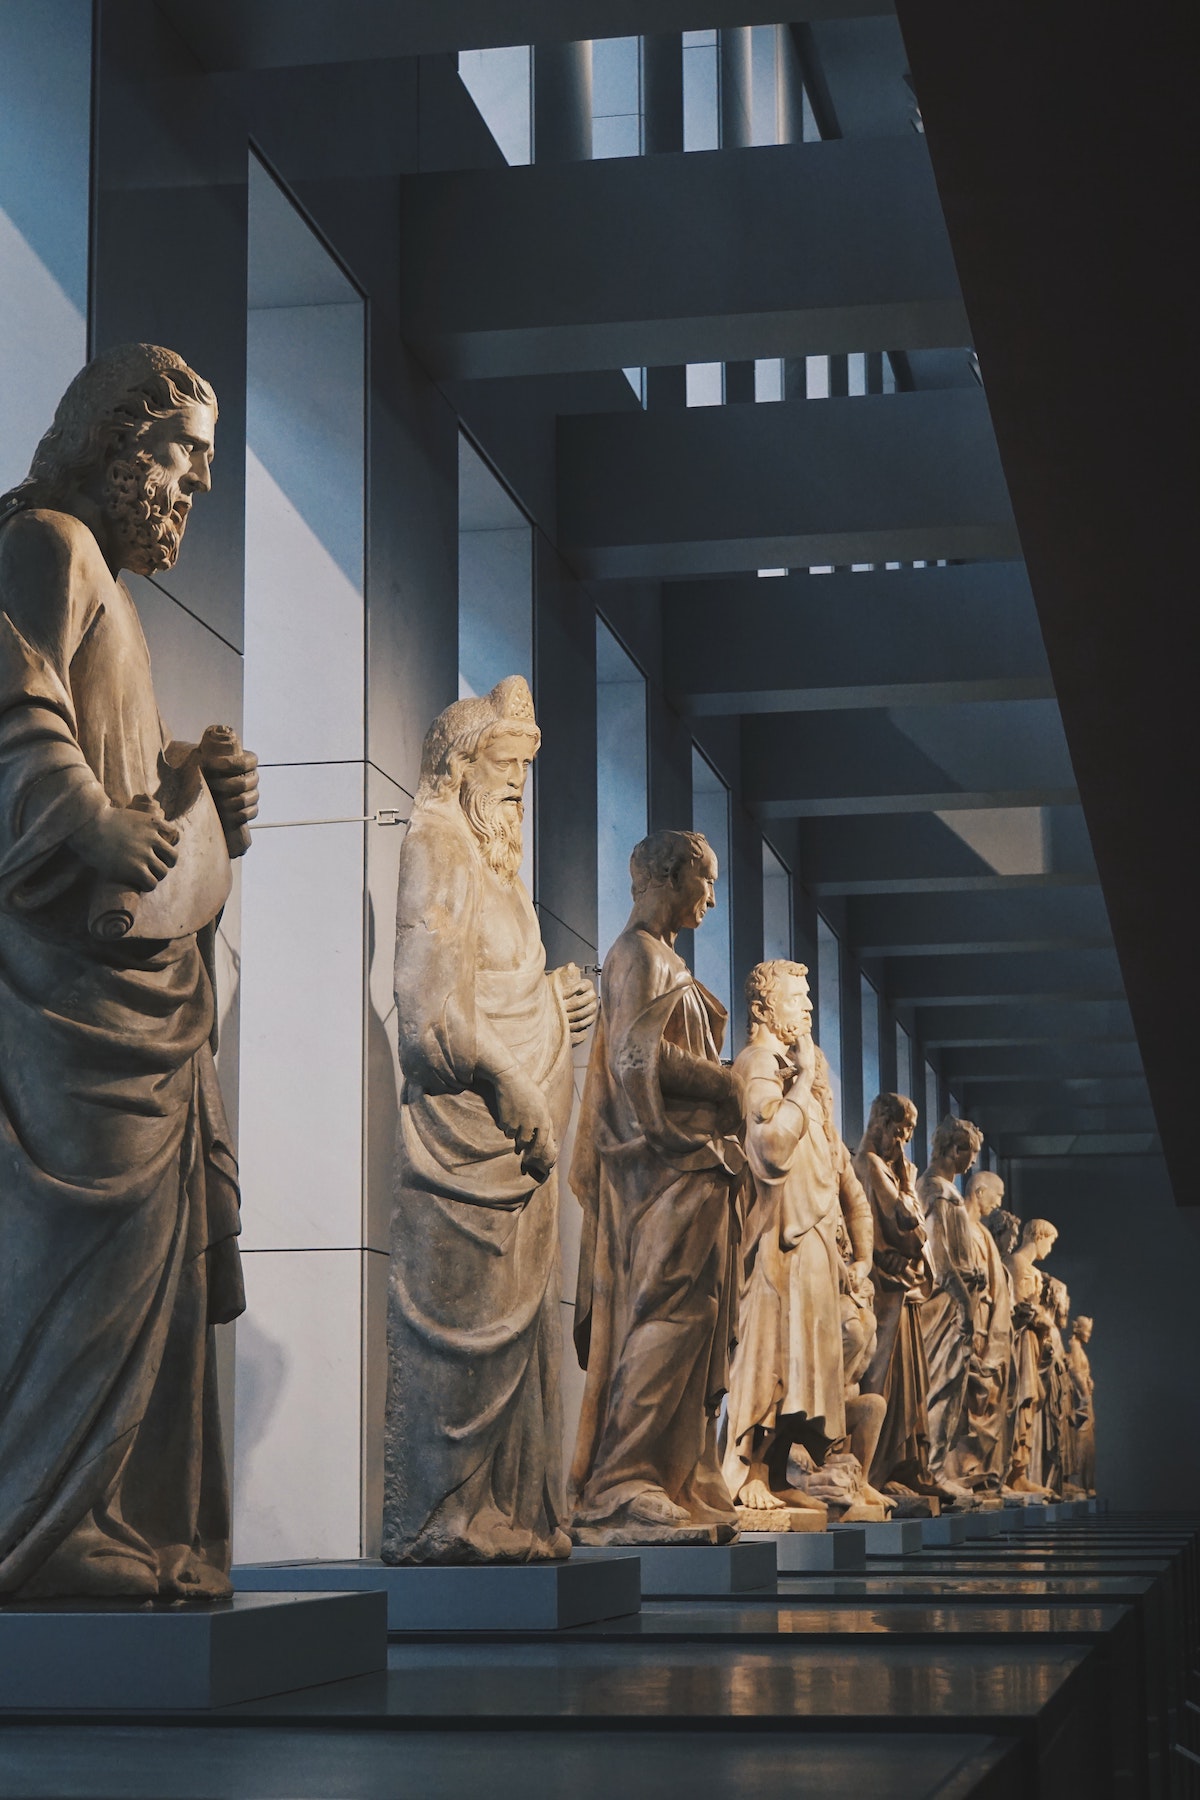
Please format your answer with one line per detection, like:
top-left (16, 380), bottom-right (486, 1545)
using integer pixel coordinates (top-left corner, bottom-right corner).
top-left (570, 830), bottom-right (744, 1546)
top-left (384, 677), bottom-right (597, 1564)
top-left (0, 344), bottom-right (258, 1600)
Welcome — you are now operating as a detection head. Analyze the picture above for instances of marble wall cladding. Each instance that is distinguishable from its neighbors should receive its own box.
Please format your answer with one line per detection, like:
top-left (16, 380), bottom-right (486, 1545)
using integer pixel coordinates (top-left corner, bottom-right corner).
top-left (360, 1249), bottom-right (389, 1558)
top-left (364, 764), bottom-right (410, 1256)
top-left (0, 1), bottom-right (89, 494)
top-left (232, 1249), bottom-right (366, 1563)
top-left (237, 763), bottom-right (366, 1253)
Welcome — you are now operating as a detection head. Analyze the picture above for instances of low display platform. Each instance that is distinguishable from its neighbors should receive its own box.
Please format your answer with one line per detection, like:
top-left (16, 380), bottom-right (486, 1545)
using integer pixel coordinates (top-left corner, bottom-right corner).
top-left (962, 1511), bottom-right (1004, 1539)
top-left (234, 1558), bottom-right (640, 1632)
top-left (571, 1542), bottom-right (776, 1595)
top-left (741, 1529), bottom-right (866, 1572)
top-left (921, 1515), bottom-right (968, 1547)
top-left (831, 1519), bottom-right (924, 1556)
top-left (0, 1590), bottom-right (385, 1712)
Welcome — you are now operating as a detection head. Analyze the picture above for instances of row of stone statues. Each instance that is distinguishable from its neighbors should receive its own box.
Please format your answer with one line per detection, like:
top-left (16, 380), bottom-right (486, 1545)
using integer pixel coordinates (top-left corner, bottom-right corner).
top-left (0, 347), bottom-right (1095, 1601)
top-left (383, 676), bottom-right (1098, 1560)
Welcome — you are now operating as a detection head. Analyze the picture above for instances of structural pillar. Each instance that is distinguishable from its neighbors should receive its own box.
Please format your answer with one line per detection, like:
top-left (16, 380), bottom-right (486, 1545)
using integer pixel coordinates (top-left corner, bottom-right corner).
top-left (533, 41), bottom-right (593, 163)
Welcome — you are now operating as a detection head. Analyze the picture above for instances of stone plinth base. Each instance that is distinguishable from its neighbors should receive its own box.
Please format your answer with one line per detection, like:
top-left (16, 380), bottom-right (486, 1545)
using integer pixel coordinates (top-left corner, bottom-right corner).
top-left (0, 1590), bottom-right (385, 1711)
top-left (572, 1542), bottom-right (776, 1595)
top-left (234, 1558), bottom-right (640, 1632)
top-left (921, 1514), bottom-right (968, 1546)
top-left (743, 1528), bottom-right (866, 1572)
top-left (832, 1518), bottom-right (924, 1556)
top-left (962, 1510), bottom-right (1004, 1538)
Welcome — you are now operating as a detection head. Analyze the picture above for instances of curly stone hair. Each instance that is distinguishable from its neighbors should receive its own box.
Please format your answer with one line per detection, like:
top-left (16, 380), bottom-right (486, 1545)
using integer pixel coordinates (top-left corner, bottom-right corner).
top-left (931, 1113), bottom-right (984, 1161)
top-left (629, 829), bottom-right (711, 899)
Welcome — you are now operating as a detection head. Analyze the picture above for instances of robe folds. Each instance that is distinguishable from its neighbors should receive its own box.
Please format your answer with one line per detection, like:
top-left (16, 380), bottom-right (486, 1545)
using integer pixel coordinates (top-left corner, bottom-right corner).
top-left (723, 1045), bottom-right (872, 1497)
top-left (570, 928), bottom-right (744, 1531)
top-left (0, 506), bottom-right (242, 1600)
top-left (385, 800), bottom-right (573, 1564)
top-left (854, 1148), bottom-right (932, 1487)
top-left (920, 1178), bottom-right (988, 1482)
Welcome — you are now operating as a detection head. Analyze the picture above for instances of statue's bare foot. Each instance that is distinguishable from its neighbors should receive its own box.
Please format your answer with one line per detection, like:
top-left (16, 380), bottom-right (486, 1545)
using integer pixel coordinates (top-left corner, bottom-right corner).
top-left (738, 1478), bottom-right (781, 1512)
top-left (777, 1486), bottom-right (828, 1514)
top-left (860, 1482), bottom-right (895, 1514)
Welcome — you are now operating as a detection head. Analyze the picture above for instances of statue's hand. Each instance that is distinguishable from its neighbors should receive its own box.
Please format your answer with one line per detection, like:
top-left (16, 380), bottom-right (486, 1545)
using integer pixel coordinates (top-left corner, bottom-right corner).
top-left (492, 1067), bottom-right (558, 1178)
top-left (200, 733), bottom-right (259, 847)
top-left (553, 963), bottom-right (598, 1043)
top-left (71, 799), bottom-right (180, 891)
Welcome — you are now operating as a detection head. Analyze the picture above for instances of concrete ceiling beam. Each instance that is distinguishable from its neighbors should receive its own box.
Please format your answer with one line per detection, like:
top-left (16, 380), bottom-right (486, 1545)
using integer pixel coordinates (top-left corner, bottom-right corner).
top-left (847, 886), bottom-right (1112, 959)
top-left (939, 1042), bottom-right (1146, 1084)
top-left (885, 948), bottom-right (1124, 1007)
top-left (557, 389), bottom-right (1019, 579)
top-left (663, 563), bottom-right (1049, 716)
top-left (915, 998), bottom-right (1135, 1050)
top-left (401, 139), bottom-right (965, 380)
top-left (157, 1), bottom-right (890, 70)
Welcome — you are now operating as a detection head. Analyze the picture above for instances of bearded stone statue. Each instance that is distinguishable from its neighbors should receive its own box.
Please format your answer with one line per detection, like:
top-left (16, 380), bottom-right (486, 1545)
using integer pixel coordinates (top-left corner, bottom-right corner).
top-left (0, 344), bottom-right (258, 1601)
top-left (383, 677), bottom-right (597, 1564)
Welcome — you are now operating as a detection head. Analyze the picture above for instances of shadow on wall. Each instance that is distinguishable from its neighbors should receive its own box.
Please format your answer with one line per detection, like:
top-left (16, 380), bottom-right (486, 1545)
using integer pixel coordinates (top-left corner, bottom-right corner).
top-left (1013, 1153), bottom-right (1200, 1510)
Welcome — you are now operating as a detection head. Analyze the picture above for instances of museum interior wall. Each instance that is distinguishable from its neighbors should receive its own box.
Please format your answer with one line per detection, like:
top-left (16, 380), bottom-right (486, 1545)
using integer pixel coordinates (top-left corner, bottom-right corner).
top-left (2, 0), bottom-right (1195, 1574)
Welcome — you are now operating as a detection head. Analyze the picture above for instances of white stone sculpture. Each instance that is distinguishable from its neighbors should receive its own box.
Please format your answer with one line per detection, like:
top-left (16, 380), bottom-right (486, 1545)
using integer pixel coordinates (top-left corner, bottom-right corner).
top-left (1002, 1217), bottom-right (1058, 1496)
top-left (570, 830), bottom-right (744, 1546)
top-left (853, 1095), bottom-right (938, 1499)
top-left (722, 960), bottom-right (877, 1528)
top-left (383, 676), bottom-right (597, 1564)
top-left (916, 1115), bottom-right (986, 1496)
top-left (0, 344), bottom-right (259, 1600)
top-left (1066, 1315), bottom-right (1097, 1496)
top-left (959, 1170), bottom-right (1014, 1493)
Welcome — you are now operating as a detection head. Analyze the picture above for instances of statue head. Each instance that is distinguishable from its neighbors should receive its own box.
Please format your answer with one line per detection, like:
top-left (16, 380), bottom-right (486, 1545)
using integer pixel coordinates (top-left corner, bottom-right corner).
top-left (745, 959), bottom-right (811, 1046)
top-left (988, 1207), bottom-right (1022, 1255)
top-left (1072, 1315), bottom-right (1093, 1344)
top-left (966, 1170), bottom-right (1005, 1217)
top-left (4, 343), bottom-right (217, 576)
top-left (932, 1113), bottom-right (984, 1176)
top-left (415, 675), bottom-right (540, 883)
top-left (629, 829), bottom-right (716, 935)
top-left (863, 1091), bottom-right (918, 1162)
top-left (1020, 1216), bottom-right (1058, 1262)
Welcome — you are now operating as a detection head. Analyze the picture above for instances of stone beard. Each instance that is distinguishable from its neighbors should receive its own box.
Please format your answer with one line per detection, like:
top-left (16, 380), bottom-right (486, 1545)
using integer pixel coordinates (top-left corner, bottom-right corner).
top-left (102, 445), bottom-right (192, 575)
top-left (0, 342), bottom-right (248, 1602)
top-left (384, 678), bottom-right (577, 1565)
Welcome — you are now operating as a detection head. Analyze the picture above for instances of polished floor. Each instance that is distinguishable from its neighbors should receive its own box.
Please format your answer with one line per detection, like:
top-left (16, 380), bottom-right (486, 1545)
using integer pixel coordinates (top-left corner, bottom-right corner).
top-left (0, 1512), bottom-right (1194, 1800)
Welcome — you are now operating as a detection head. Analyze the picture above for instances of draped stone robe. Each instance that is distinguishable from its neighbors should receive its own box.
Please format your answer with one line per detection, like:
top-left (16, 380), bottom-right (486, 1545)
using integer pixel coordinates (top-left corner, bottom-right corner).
top-left (385, 798), bottom-right (573, 1565)
top-left (570, 927), bottom-right (744, 1533)
top-left (0, 505), bottom-right (242, 1600)
top-left (723, 1046), bottom-right (872, 1496)
top-left (1004, 1251), bottom-right (1047, 1483)
top-left (918, 1175), bottom-right (987, 1482)
top-left (1066, 1337), bottom-right (1096, 1492)
top-left (962, 1216), bottom-right (1013, 1485)
top-left (854, 1147), bottom-right (932, 1487)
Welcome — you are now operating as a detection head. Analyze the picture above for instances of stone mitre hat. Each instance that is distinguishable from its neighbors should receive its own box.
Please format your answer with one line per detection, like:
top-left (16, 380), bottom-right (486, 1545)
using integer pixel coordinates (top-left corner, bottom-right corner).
top-left (416, 675), bottom-right (541, 801)
top-left (28, 344), bottom-right (212, 484)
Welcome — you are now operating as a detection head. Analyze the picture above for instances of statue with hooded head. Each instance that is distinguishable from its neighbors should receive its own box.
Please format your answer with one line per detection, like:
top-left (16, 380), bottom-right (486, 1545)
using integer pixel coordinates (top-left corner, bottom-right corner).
top-left (384, 676), bottom-right (596, 1564)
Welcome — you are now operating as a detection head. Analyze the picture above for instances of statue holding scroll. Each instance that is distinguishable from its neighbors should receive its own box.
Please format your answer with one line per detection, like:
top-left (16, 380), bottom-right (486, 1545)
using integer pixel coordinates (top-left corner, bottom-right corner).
top-left (0, 345), bottom-right (258, 1600)
top-left (384, 677), bottom-right (596, 1564)
top-left (570, 830), bottom-right (744, 1546)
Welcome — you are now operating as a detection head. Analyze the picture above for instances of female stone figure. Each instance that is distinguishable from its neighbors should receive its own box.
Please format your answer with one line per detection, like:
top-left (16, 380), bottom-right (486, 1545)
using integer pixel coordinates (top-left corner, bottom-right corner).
top-left (854, 1094), bottom-right (937, 1496)
top-left (1066, 1316), bottom-right (1097, 1495)
top-left (959, 1171), bottom-right (1014, 1491)
top-left (1002, 1218), bottom-right (1058, 1496)
top-left (916, 1116), bottom-right (986, 1494)
top-left (1032, 1276), bottom-right (1072, 1498)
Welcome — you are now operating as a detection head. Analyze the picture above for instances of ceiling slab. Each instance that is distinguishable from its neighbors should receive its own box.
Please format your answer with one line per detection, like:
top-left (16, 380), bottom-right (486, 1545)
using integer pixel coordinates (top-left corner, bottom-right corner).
top-left (558, 389), bottom-right (1019, 578)
top-left (401, 137), bottom-right (965, 379)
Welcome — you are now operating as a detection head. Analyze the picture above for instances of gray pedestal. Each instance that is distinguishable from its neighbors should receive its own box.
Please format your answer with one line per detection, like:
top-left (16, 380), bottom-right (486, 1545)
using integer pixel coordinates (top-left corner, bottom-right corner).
top-left (920, 1514), bottom-right (968, 1546)
top-left (1016, 1503), bottom-right (1051, 1527)
top-left (0, 1590), bottom-right (385, 1712)
top-left (742, 1528), bottom-right (866, 1572)
top-left (572, 1542), bottom-right (776, 1595)
top-left (962, 1509), bottom-right (1004, 1538)
top-left (831, 1518), bottom-right (924, 1556)
top-left (234, 1557), bottom-right (640, 1632)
